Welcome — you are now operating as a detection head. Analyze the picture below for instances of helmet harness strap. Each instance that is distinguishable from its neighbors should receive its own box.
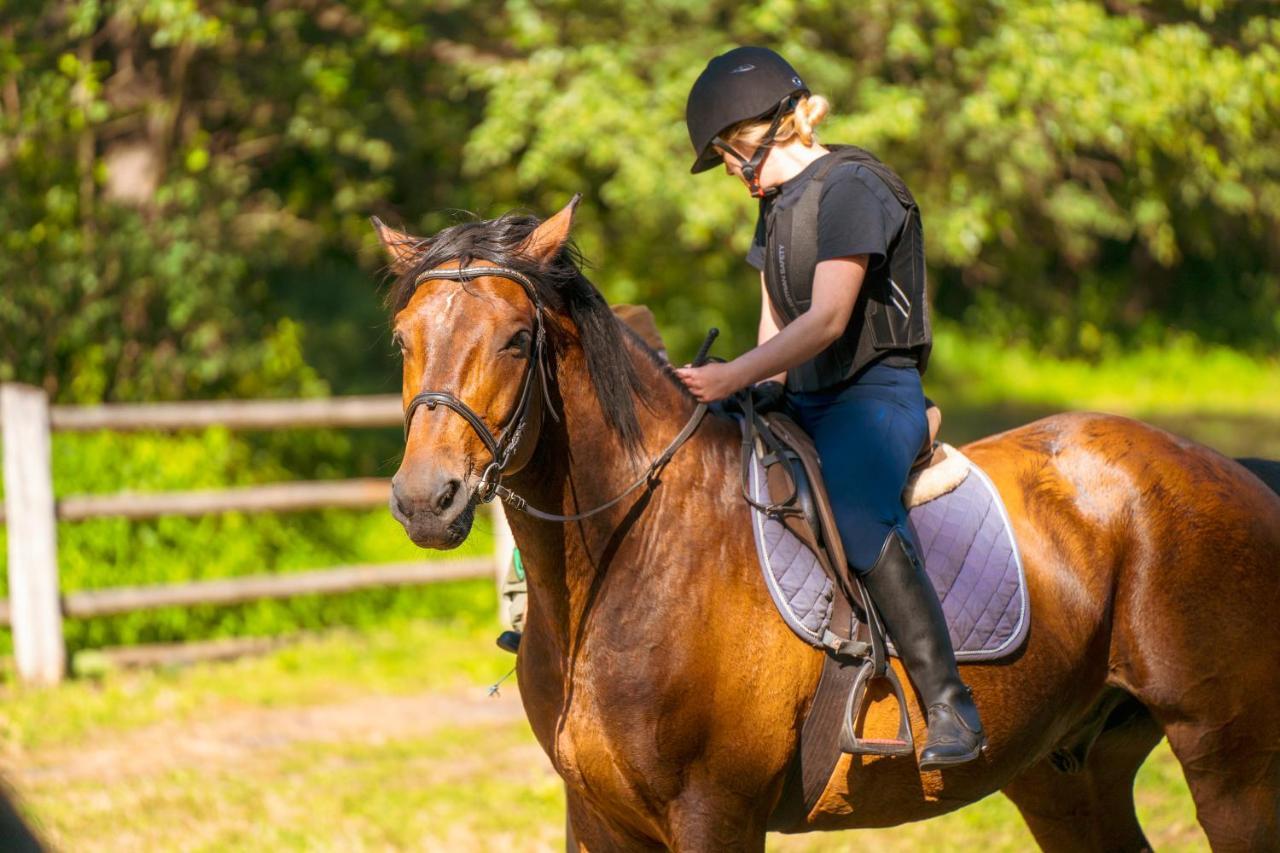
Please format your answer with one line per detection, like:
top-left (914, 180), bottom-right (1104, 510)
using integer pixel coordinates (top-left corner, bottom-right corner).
top-left (712, 95), bottom-right (799, 199)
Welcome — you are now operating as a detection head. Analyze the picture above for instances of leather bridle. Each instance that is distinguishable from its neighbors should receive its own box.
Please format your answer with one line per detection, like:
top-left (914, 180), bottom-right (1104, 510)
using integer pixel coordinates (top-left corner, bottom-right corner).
top-left (402, 263), bottom-right (713, 523)
top-left (403, 264), bottom-right (557, 504)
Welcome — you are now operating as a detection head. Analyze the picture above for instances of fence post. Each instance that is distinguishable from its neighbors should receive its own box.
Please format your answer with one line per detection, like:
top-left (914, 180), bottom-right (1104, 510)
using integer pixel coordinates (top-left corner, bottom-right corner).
top-left (1, 384), bottom-right (65, 685)
top-left (490, 503), bottom-right (515, 624)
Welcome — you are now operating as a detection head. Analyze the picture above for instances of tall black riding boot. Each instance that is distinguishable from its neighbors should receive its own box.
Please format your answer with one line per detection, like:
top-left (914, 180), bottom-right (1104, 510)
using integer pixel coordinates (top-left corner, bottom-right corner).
top-left (860, 527), bottom-right (986, 769)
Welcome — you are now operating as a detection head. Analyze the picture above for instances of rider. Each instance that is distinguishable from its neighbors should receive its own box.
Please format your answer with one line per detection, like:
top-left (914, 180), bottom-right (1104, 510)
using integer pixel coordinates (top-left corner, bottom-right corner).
top-left (675, 46), bottom-right (986, 769)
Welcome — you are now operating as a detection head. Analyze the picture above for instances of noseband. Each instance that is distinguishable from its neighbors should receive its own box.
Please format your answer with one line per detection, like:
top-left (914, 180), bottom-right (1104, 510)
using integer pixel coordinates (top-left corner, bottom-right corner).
top-left (403, 262), bottom-right (713, 523)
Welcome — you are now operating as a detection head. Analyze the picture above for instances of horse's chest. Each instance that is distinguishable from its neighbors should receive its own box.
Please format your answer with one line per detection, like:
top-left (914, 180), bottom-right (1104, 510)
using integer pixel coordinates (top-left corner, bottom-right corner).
top-left (554, 685), bottom-right (653, 785)
top-left (523, 659), bottom-right (678, 819)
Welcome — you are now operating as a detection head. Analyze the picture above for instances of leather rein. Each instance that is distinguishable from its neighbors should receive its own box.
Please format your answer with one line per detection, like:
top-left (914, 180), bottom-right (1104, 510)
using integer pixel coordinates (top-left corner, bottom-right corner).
top-left (402, 264), bottom-right (713, 524)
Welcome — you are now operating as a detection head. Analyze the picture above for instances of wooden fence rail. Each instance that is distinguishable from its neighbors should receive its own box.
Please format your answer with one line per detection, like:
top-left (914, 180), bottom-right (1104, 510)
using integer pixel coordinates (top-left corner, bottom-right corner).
top-left (49, 395), bottom-right (403, 433)
top-left (0, 384), bottom-right (506, 686)
top-left (56, 479), bottom-right (393, 522)
top-left (0, 479), bottom-right (394, 525)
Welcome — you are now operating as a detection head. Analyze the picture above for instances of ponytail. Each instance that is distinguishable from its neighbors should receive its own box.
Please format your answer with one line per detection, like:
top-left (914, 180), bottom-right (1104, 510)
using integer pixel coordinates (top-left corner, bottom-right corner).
top-left (721, 93), bottom-right (832, 154)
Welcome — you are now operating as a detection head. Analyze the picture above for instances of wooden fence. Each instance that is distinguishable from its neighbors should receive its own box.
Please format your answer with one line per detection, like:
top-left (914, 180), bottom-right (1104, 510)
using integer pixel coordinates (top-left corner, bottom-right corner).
top-left (0, 384), bottom-right (511, 686)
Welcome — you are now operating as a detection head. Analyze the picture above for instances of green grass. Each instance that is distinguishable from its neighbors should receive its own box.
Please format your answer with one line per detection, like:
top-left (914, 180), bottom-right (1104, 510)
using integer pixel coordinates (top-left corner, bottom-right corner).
top-left (923, 324), bottom-right (1280, 459)
top-left (0, 593), bottom-right (500, 753)
top-left (931, 322), bottom-right (1280, 418)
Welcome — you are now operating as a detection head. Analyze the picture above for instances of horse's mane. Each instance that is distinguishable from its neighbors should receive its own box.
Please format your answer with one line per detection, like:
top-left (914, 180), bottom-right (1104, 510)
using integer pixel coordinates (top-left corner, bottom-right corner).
top-left (386, 210), bottom-right (657, 457)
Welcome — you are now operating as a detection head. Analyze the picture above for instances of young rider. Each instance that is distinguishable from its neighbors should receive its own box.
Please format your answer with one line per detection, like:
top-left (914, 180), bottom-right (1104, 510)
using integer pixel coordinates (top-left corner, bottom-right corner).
top-left (675, 45), bottom-right (986, 769)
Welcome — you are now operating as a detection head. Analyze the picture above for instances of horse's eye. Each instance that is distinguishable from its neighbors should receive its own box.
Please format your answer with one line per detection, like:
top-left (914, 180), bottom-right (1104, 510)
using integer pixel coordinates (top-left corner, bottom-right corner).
top-left (392, 332), bottom-right (407, 355)
top-left (504, 330), bottom-right (531, 356)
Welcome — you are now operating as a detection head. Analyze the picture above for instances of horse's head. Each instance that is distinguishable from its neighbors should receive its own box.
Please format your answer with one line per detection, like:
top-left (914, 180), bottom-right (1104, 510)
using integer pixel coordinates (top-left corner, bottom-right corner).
top-left (374, 196), bottom-right (591, 548)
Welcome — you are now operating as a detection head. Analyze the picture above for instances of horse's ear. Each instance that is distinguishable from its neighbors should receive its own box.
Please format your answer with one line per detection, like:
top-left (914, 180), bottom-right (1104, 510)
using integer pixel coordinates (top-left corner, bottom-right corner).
top-left (371, 216), bottom-right (429, 275)
top-left (517, 193), bottom-right (582, 265)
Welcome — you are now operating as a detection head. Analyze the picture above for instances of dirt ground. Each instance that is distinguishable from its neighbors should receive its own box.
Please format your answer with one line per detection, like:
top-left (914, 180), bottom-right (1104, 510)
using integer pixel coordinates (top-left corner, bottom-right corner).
top-left (0, 618), bottom-right (1207, 851)
top-left (18, 687), bottom-right (527, 787)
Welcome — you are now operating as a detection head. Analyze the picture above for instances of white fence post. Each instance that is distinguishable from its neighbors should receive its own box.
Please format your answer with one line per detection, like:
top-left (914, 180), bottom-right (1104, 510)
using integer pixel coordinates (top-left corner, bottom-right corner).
top-left (1, 384), bottom-right (65, 685)
top-left (490, 503), bottom-right (515, 625)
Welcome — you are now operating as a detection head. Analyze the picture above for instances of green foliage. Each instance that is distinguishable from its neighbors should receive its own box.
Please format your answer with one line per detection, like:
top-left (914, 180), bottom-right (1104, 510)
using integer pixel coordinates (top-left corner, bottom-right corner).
top-left (455, 0), bottom-right (1280, 357)
top-left (1, 2), bottom-right (1276, 654)
top-left (0, 0), bottom-right (488, 400)
top-left (4, 0), bottom-right (1277, 400)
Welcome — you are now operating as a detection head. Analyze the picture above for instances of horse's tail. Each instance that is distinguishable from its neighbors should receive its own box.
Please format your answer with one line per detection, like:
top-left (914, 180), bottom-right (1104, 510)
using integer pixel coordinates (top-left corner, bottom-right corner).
top-left (1236, 457), bottom-right (1280, 498)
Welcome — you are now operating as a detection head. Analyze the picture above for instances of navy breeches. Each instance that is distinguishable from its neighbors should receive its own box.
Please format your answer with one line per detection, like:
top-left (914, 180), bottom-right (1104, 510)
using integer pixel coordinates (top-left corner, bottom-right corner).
top-left (786, 361), bottom-right (929, 574)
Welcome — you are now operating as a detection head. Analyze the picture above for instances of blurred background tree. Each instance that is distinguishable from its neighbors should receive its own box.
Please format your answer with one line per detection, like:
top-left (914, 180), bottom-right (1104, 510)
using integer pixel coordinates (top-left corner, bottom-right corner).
top-left (1, 0), bottom-right (1277, 403)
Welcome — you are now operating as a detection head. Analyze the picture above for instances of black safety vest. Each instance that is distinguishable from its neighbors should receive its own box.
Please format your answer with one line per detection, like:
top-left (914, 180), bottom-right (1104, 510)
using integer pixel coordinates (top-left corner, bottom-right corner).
top-left (761, 144), bottom-right (932, 392)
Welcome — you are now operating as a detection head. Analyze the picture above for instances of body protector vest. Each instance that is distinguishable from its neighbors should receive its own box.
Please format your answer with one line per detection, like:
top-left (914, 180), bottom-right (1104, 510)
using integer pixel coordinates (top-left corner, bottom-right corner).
top-left (762, 144), bottom-right (932, 392)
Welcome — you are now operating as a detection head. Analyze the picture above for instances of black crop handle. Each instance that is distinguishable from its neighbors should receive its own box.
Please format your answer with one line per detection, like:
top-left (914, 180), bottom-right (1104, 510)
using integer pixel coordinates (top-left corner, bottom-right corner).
top-left (693, 328), bottom-right (719, 367)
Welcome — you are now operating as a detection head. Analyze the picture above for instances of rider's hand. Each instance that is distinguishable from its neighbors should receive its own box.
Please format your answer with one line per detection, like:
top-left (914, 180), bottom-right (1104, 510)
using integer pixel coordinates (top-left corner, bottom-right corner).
top-left (675, 360), bottom-right (746, 403)
top-left (752, 380), bottom-right (787, 413)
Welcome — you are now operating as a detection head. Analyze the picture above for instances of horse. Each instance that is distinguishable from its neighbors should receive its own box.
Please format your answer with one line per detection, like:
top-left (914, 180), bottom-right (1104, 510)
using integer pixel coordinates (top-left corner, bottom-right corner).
top-left (374, 197), bottom-right (1280, 851)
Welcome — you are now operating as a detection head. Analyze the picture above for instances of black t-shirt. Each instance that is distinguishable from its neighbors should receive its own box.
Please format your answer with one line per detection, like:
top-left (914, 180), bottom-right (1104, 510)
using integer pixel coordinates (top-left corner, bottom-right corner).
top-left (746, 159), bottom-right (908, 274)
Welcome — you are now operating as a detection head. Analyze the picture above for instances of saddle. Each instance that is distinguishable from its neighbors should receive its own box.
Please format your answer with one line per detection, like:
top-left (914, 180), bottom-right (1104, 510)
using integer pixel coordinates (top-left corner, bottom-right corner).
top-left (735, 386), bottom-right (950, 758)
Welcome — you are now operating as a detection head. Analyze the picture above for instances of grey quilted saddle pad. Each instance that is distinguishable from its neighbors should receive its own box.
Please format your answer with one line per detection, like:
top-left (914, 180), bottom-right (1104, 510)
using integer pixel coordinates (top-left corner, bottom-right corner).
top-left (746, 435), bottom-right (1029, 662)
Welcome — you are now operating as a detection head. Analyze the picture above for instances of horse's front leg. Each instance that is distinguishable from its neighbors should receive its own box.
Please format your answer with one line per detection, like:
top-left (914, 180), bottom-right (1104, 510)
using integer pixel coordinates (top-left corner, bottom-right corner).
top-left (564, 786), bottom-right (664, 852)
top-left (665, 789), bottom-right (768, 853)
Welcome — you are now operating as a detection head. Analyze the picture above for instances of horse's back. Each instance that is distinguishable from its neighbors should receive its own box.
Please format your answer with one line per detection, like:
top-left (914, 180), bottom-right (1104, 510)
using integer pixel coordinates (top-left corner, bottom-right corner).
top-left (961, 411), bottom-right (1280, 747)
top-left (960, 409), bottom-right (1280, 535)
top-left (1237, 456), bottom-right (1280, 499)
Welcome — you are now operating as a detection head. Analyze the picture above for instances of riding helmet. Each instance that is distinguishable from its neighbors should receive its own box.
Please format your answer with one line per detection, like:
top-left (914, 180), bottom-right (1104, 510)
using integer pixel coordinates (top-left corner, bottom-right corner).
top-left (685, 46), bottom-right (810, 174)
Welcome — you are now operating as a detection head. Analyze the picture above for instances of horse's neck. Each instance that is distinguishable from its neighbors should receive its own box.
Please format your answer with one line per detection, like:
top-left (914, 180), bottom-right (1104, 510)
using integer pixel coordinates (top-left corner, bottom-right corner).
top-left (502, 335), bottom-right (712, 650)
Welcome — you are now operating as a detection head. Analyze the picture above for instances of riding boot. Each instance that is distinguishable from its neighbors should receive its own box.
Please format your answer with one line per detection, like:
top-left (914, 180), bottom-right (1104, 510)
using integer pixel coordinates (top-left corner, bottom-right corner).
top-left (860, 527), bottom-right (986, 769)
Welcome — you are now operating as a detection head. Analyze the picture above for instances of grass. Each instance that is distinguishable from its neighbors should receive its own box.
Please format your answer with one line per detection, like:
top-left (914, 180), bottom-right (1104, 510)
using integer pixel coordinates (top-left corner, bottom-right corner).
top-left (925, 324), bottom-right (1280, 460)
top-left (0, 589), bottom-right (498, 754)
top-left (0, 612), bottom-right (1208, 851)
top-left (931, 322), bottom-right (1280, 418)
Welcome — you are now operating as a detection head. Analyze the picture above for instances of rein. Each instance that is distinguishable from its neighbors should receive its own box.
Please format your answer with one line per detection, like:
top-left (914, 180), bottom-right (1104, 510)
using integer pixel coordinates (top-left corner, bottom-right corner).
top-left (403, 263), bottom-right (715, 524)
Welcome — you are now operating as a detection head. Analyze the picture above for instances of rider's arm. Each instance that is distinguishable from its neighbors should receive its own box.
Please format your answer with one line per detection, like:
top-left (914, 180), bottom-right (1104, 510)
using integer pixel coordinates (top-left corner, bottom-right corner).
top-left (732, 254), bottom-right (868, 388)
top-left (757, 272), bottom-right (787, 385)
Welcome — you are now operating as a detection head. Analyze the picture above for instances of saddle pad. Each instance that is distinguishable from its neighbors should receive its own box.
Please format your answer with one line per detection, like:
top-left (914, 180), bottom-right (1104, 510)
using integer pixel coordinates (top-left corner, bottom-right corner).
top-left (747, 442), bottom-right (1029, 661)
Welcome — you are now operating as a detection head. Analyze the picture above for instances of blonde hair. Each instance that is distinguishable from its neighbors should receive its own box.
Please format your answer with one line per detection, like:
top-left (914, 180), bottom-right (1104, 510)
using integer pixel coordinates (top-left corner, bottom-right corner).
top-left (720, 94), bottom-right (831, 156)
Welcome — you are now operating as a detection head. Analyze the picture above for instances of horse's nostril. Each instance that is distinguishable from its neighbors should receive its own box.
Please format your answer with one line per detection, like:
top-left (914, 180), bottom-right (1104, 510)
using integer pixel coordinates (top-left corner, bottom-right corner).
top-left (394, 491), bottom-right (414, 520)
top-left (435, 479), bottom-right (460, 513)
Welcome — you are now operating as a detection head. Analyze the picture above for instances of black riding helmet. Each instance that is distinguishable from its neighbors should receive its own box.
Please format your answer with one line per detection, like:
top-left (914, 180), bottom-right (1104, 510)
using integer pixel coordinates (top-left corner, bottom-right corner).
top-left (685, 46), bottom-right (810, 197)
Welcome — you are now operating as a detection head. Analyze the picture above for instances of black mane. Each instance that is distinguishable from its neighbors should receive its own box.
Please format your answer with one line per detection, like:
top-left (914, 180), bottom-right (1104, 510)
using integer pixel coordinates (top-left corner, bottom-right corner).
top-left (386, 210), bottom-right (652, 456)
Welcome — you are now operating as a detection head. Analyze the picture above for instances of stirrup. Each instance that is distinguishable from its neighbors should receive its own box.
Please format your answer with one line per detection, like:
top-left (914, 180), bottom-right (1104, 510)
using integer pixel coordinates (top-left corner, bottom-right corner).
top-left (839, 658), bottom-right (915, 757)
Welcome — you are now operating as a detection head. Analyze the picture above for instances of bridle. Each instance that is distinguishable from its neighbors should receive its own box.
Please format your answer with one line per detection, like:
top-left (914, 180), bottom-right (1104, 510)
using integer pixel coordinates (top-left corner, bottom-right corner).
top-left (402, 263), bottom-right (713, 523)
top-left (404, 264), bottom-right (556, 504)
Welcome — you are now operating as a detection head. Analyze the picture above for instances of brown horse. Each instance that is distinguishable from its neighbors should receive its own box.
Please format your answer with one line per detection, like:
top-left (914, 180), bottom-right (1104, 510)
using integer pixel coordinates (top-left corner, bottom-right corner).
top-left (375, 198), bottom-right (1280, 851)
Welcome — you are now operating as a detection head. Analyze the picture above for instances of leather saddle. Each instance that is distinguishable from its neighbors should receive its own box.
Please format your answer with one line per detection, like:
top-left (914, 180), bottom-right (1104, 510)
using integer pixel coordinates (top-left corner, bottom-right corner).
top-left (739, 392), bottom-right (942, 596)
top-left (734, 386), bottom-right (945, 757)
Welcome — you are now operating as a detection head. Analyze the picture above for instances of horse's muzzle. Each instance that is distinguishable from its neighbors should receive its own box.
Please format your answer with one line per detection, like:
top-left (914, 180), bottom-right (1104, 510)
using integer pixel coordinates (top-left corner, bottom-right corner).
top-left (389, 470), bottom-right (476, 549)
